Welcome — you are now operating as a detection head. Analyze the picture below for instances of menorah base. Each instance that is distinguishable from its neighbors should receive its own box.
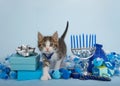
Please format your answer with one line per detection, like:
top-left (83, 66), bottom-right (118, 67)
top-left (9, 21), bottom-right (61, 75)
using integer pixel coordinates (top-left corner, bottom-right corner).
top-left (79, 59), bottom-right (90, 75)
top-left (83, 71), bottom-right (92, 75)
top-left (83, 71), bottom-right (88, 75)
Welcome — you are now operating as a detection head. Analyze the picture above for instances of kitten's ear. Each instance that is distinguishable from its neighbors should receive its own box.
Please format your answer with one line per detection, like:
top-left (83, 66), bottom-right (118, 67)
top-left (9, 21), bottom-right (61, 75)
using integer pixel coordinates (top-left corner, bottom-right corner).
top-left (52, 31), bottom-right (58, 41)
top-left (38, 32), bottom-right (43, 42)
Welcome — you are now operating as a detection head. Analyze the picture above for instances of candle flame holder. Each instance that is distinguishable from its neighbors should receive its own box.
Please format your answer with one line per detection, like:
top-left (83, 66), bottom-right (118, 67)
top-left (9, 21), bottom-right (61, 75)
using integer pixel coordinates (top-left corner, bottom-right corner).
top-left (71, 34), bottom-right (96, 75)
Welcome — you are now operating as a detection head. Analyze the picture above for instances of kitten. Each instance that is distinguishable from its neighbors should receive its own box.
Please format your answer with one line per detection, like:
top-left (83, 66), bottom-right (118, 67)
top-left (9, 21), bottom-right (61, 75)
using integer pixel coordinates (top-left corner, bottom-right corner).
top-left (38, 22), bottom-right (69, 80)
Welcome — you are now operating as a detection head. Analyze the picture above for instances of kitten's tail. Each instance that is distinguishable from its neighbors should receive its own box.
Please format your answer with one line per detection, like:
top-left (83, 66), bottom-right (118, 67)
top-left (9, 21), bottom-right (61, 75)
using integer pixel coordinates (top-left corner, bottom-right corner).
top-left (61, 21), bottom-right (69, 39)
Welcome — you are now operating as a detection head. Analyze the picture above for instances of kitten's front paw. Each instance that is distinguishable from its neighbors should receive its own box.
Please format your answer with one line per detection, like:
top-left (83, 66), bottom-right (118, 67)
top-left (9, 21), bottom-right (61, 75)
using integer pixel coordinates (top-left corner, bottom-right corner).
top-left (41, 76), bottom-right (49, 80)
top-left (41, 75), bottom-right (51, 80)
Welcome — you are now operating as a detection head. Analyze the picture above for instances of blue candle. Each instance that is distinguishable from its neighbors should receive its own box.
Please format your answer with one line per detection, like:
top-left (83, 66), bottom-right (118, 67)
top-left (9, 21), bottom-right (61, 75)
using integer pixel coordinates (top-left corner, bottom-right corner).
top-left (82, 34), bottom-right (84, 48)
top-left (76, 35), bottom-right (79, 48)
top-left (71, 35), bottom-right (73, 49)
top-left (79, 35), bottom-right (81, 48)
top-left (86, 34), bottom-right (88, 48)
top-left (95, 34), bottom-right (96, 46)
top-left (92, 34), bottom-right (94, 47)
top-left (89, 34), bottom-right (91, 47)
top-left (73, 35), bottom-right (76, 48)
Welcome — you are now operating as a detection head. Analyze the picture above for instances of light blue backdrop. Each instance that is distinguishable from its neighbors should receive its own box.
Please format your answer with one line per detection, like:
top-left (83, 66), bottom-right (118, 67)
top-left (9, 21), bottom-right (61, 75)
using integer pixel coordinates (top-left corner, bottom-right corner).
top-left (0, 0), bottom-right (120, 59)
top-left (0, 0), bottom-right (120, 86)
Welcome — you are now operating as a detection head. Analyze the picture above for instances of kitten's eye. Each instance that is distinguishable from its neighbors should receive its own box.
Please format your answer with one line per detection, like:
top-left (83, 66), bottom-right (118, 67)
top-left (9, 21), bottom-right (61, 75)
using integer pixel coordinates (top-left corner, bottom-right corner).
top-left (50, 43), bottom-right (53, 46)
top-left (54, 44), bottom-right (58, 47)
top-left (42, 43), bottom-right (46, 47)
top-left (38, 44), bottom-right (41, 47)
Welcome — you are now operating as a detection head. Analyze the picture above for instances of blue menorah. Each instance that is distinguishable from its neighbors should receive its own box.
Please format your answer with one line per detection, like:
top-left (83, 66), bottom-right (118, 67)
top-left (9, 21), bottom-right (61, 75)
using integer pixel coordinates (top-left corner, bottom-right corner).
top-left (70, 34), bottom-right (96, 75)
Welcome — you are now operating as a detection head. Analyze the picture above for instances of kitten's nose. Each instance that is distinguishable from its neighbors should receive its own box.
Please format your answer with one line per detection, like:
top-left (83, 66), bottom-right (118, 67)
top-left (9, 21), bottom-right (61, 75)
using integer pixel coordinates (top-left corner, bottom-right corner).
top-left (46, 47), bottom-right (49, 51)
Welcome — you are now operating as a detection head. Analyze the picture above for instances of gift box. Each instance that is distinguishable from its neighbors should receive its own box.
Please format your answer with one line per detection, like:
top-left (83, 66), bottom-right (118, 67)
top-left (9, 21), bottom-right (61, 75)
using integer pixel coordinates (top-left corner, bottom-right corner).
top-left (17, 68), bottom-right (42, 80)
top-left (92, 66), bottom-right (109, 77)
top-left (9, 54), bottom-right (40, 70)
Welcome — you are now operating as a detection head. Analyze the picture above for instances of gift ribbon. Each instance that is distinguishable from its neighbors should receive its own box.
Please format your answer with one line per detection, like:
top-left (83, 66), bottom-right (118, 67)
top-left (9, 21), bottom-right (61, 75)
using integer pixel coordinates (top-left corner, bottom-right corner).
top-left (16, 45), bottom-right (35, 57)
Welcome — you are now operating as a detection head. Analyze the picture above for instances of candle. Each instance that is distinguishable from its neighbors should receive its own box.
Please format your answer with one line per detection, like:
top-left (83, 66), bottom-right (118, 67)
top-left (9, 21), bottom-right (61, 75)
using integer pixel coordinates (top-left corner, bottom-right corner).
top-left (71, 35), bottom-right (73, 49)
top-left (95, 34), bottom-right (96, 46)
top-left (82, 34), bottom-right (84, 48)
top-left (89, 34), bottom-right (91, 47)
top-left (76, 35), bottom-right (79, 48)
top-left (79, 35), bottom-right (81, 48)
top-left (92, 34), bottom-right (94, 47)
top-left (73, 35), bottom-right (76, 48)
top-left (86, 34), bottom-right (88, 48)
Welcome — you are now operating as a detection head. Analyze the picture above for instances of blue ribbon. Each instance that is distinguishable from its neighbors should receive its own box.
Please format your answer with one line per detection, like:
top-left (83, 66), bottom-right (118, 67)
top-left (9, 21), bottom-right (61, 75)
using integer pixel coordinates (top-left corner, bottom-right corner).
top-left (43, 53), bottom-right (54, 60)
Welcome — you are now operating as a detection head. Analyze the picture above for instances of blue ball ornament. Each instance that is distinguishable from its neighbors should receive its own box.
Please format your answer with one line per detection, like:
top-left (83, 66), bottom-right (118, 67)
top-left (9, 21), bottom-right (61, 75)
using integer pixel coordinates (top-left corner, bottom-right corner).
top-left (0, 63), bottom-right (4, 70)
top-left (2, 67), bottom-right (11, 74)
top-left (9, 71), bottom-right (17, 79)
top-left (51, 70), bottom-right (61, 79)
top-left (59, 68), bottom-right (71, 79)
top-left (74, 68), bottom-right (82, 74)
top-left (0, 72), bottom-right (9, 79)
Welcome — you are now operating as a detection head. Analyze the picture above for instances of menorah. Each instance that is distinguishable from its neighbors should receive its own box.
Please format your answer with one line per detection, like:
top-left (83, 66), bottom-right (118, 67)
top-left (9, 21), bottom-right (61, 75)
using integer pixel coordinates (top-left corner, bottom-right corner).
top-left (71, 34), bottom-right (96, 75)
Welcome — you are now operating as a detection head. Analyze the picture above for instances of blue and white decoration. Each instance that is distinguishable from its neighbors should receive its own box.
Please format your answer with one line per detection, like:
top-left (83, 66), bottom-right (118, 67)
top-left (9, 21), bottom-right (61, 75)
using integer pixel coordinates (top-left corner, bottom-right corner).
top-left (92, 57), bottom-right (104, 67)
top-left (71, 34), bottom-right (96, 49)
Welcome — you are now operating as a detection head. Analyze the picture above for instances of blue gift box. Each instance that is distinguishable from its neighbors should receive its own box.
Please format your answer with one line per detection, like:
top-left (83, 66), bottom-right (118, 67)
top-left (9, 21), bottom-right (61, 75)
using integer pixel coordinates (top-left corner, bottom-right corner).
top-left (17, 68), bottom-right (43, 80)
top-left (92, 66), bottom-right (109, 77)
top-left (9, 54), bottom-right (40, 70)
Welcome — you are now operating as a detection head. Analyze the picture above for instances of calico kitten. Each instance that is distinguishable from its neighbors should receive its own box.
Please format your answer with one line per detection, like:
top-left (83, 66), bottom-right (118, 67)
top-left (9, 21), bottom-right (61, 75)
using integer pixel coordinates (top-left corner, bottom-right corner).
top-left (38, 22), bottom-right (69, 80)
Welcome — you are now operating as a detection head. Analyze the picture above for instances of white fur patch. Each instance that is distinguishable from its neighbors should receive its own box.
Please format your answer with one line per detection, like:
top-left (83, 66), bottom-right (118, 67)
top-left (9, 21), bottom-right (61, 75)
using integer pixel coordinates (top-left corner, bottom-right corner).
top-left (54, 59), bottom-right (62, 69)
top-left (46, 40), bottom-right (50, 47)
top-left (41, 66), bottom-right (51, 80)
top-left (43, 40), bottom-right (54, 54)
top-left (50, 52), bottom-right (58, 61)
